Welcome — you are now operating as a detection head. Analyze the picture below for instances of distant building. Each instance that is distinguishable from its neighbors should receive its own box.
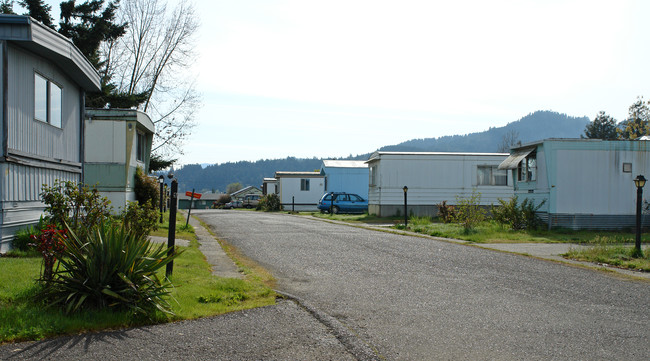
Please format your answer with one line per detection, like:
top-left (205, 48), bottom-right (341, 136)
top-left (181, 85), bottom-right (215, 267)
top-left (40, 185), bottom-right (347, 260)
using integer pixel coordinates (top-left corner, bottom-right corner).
top-left (84, 109), bottom-right (154, 212)
top-left (262, 177), bottom-right (278, 195)
top-left (230, 185), bottom-right (262, 200)
top-left (320, 160), bottom-right (369, 199)
top-left (0, 15), bottom-right (100, 252)
top-left (275, 171), bottom-right (325, 211)
top-left (499, 139), bottom-right (650, 230)
top-left (178, 192), bottom-right (222, 210)
top-left (366, 151), bottom-right (513, 217)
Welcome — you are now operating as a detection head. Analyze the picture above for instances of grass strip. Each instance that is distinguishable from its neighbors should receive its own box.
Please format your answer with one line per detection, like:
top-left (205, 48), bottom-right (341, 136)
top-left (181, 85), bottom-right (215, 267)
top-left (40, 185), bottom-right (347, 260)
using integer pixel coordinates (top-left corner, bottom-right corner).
top-left (0, 233), bottom-right (275, 344)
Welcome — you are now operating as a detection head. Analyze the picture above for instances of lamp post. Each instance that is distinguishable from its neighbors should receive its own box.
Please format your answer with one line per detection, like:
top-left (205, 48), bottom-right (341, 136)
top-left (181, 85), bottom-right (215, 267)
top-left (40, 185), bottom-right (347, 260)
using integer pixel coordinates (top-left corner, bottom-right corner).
top-left (634, 175), bottom-right (646, 257)
top-left (158, 175), bottom-right (164, 223)
top-left (403, 186), bottom-right (408, 227)
top-left (163, 183), bottom-right (168, 212)
top-left (167, 172), bottom-right (177, 277)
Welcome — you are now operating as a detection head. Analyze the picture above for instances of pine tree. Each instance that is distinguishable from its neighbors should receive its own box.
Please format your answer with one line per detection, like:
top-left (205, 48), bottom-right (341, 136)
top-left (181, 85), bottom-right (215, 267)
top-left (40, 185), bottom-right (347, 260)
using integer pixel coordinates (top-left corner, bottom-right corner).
top-left (19, 0), bottom-right (53, 27)
top-left (0, 0), bottom-right (14, 14)
top-left (619, 97), bottom-right (650, 139)
top-left (583, 111), bottom-right (618, 140)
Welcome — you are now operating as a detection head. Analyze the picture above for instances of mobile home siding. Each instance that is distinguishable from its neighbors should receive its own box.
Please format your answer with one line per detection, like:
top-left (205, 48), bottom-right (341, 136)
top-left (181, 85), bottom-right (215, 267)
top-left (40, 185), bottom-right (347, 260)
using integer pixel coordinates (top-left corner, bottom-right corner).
top-left (368, 152), bottom-right (513, 217)
top-left (509, 139), bottom-right (650, 229)
top-left (7, 45), bottom-right (82, 164)
top-left (276, 173), bottom-right (325, 211)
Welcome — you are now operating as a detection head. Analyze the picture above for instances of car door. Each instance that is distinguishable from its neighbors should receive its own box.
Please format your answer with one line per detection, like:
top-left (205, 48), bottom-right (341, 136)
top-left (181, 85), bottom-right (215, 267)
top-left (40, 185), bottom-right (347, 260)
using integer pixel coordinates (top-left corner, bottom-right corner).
top-left (349, 194), bottom-right (366, 212)
top-left (335, 194), bottom-right (350, 212)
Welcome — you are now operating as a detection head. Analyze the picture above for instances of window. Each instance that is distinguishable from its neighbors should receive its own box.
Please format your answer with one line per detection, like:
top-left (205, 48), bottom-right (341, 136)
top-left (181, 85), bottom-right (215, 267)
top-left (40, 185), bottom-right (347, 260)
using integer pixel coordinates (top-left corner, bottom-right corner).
top-left (136, 131), bottom-right (146, 162)
top-left (477, 166), bottom-right (508, 186)
top-left (300, 179), bottom-right (310, 191)
top-left (369, 165), bottom-right (377, 186)
top-left (623, 163), bottom-right (632, 173)
top-left (518, 152), bottom-right (537, 182)
top-left (34, 73), bottom-right (62, 127)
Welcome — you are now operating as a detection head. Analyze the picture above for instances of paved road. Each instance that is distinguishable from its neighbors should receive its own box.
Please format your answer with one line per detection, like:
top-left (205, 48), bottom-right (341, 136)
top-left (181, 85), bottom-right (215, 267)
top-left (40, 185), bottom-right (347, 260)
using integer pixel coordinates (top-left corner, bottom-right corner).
top-left (195, 210), bottom-right (650, 361)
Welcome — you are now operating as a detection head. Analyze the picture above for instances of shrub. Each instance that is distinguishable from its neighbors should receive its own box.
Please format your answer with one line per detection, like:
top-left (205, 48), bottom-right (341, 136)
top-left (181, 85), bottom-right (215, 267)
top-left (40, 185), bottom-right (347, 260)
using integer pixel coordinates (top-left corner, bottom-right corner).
top-left (120, 200), bottom-right (159, 240)
top-left (437, 201), bottom-right (456, 223)
top-left (453, 191), bottom-right (485, 231)
top-left (134, 167), bottom-right (159, 209)
top-left (492, 196), bottom-right (546, 230)
top-left (12, 218), bottom-right (44, 252)
top-left (30, 225), bottom-right (67, 285)
top-left (216, 194), bottom-right (231, 207)
top-left (40, 222), bottom-right (180, 316)
top-left (258, 193), bottom-right (282, 212)
top-left (40, 180), bottom-right (112, 241)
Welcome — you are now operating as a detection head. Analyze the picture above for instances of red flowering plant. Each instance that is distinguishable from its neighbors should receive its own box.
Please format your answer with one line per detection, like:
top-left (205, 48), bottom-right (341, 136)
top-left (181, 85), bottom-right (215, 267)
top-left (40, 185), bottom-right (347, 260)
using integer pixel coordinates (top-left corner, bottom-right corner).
top-left (29, 225), bottom-right (67, 285)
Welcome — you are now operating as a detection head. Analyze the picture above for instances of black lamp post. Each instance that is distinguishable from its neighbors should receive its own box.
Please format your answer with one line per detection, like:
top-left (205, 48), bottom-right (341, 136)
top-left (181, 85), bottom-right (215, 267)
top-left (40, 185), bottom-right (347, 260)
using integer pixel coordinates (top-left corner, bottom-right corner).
top-left (166, 172), bottom-right (177, 277)
top-left (158, 175), bottom-right (164, 223)
top-left (634, 175), bottom-right (646, 257)
top-left (163, 183), bottom-right (168, 212)
top-left (403, 186), bottom-right (408, 227)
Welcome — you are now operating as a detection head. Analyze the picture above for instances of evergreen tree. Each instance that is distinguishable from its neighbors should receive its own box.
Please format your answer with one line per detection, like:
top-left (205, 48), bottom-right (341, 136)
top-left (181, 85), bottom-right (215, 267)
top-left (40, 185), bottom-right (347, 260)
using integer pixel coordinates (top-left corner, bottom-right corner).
top-left (619, 97), bottom-right (650, 139)
top-left (57, 1), bottom-right (146, 108)
top-left (583, 111), bottom-right (618, 140)
top-left (0, 0), bottom-right (14, 14)
top-left (19, 0), bottom-right (53, 27)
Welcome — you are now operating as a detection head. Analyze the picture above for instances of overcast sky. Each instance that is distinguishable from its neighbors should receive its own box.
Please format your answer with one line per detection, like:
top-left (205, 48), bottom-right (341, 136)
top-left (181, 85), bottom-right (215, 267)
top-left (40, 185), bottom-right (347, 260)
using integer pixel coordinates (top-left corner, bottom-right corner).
top-left (45, 1), bottom-right (650, 165)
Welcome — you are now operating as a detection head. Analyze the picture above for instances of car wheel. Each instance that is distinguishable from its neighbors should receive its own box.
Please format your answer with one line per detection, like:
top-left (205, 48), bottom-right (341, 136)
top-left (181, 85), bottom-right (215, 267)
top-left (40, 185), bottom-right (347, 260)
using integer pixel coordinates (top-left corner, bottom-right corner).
top-left (331, 206), bottom-right (339, 214)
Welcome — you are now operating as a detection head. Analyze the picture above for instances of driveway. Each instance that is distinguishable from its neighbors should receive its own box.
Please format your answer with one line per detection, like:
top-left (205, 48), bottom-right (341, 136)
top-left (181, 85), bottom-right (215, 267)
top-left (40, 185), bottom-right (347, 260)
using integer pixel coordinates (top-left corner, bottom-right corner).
top-left (196, 209), bottom-right (650, 361)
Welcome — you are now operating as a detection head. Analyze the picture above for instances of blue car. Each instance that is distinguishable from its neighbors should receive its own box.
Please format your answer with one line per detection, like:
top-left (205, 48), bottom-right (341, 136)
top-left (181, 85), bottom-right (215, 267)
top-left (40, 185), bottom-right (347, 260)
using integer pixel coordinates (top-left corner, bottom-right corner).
top-left (317, 192), bottom-right (368, 214)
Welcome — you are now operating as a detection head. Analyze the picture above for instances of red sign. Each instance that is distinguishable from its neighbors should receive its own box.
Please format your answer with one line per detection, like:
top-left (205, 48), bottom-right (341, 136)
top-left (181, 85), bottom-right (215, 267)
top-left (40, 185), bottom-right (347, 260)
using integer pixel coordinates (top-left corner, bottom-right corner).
top-left (185, 191), bottom-right (202, 199)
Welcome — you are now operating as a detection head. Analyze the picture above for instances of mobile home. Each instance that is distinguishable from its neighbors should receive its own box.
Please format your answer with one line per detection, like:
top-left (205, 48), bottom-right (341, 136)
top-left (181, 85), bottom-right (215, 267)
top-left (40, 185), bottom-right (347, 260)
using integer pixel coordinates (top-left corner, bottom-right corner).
top-left (0, 15), bottom-right (100, 251)
top-left (499, 139), bottom-right (650, 229)
top-left (320, 160), bottom-right (369, 199)
top-left (366, 151), bottom-right (513, 217)
top-left (275, 171), bottom-right (325, 211)
top-left (84, 109), bottom-right (154, 212)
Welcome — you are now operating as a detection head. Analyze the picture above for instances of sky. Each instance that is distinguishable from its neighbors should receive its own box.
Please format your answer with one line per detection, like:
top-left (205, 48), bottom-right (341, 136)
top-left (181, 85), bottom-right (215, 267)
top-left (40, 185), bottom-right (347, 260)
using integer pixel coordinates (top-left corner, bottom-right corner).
top-left (42, 1), bottom-right (650, 165)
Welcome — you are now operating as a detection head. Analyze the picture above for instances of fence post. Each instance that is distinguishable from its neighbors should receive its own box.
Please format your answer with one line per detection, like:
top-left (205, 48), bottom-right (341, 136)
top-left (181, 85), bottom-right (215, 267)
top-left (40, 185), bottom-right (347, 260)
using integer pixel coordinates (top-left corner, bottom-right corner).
top-left (166, 179), bottom-right (178, 277)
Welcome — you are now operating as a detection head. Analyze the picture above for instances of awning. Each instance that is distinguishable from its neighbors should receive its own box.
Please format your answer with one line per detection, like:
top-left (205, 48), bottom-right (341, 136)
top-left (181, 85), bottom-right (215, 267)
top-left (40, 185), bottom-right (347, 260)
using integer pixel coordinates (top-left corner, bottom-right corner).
top-left (498, 148), bottom-right (535, 169)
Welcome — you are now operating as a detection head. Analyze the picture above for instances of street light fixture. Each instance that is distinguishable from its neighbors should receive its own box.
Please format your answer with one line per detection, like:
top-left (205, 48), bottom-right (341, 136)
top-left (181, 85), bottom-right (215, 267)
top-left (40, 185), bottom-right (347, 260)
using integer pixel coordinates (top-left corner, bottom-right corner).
top-left (634, 175), bottom-right (646, 257)
top-left (158, 175), bottom-right (164, 223)
top-left (403, 186), bottom-right (408, 227)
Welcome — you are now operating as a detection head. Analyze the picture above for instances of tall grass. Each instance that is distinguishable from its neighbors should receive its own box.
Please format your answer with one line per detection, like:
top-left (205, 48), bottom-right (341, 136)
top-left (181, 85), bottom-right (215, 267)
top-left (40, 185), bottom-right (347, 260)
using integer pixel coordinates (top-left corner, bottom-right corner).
top-left (565, 236), bottom-right (650, 271)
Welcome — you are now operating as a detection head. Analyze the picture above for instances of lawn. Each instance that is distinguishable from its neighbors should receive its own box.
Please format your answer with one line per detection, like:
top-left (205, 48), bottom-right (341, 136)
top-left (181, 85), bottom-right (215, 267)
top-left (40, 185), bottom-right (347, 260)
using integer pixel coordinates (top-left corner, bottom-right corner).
top-left (0, 222), bottom-right (275, 344)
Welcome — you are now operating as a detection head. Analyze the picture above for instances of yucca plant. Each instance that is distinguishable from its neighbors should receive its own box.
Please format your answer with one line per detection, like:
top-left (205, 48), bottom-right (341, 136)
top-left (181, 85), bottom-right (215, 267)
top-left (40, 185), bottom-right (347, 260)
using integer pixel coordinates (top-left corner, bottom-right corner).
top-left (41, 222), bottom-right (181, 317)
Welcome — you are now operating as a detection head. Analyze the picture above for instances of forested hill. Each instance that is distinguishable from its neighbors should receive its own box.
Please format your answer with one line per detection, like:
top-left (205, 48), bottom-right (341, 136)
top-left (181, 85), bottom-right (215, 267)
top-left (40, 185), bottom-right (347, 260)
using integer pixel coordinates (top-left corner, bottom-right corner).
top-left (173, 110), bottom-right (589, 193)
top-left (379, 110), bottom-right (589, 152)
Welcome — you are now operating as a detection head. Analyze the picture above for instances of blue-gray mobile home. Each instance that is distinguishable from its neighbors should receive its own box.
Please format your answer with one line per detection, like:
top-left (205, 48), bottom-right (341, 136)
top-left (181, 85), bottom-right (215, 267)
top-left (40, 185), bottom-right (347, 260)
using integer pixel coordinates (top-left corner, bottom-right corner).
top-left (0, 15), bottom-right (100, 251)
top-left (499, 139), bottom-right (650, 230)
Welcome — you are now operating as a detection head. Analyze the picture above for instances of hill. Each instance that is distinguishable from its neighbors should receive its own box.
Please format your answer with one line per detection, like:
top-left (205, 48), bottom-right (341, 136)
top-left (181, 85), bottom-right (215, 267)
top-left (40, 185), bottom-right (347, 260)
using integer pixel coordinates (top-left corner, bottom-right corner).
top-left (379, 110), bottom-right (589, 152)
top-left (172, 110), bottom-right (589, 193)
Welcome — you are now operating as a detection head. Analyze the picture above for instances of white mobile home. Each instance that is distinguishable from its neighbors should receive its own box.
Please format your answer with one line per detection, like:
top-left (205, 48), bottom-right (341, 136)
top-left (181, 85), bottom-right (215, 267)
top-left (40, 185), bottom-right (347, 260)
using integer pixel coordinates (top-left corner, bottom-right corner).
top-left (0, 15), bottom-right (100, 251)
top-left (366, 152), bottom-right (513, 217)
top-left (320, 160), bottom-right (369, 199)
top-left (84, 109), bottom-right (154, 212)
top-left (499, 139), bottom-right (650, 230)
top-left (262, 177), bottom-right (278, 195)
top-left (275, 171), bottom-right (325, 211)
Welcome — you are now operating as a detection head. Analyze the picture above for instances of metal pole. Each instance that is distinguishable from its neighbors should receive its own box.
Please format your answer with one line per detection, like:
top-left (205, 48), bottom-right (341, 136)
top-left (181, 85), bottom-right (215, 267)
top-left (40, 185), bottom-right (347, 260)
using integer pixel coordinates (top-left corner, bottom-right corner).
top-left (159, 180), bottom-right (164, 223)
top-left (331, 192), bottom-right (334, 214)
top-left (166, 179), bottom-right (178, 277)
top-left (292, 196), bottom-right (295, 212)
top-left (404, 188), bottom-right (408, 227)
top-left (186, 188), bottom-right (195, 227)
top-left (636, 185), bottom-right (643, 255)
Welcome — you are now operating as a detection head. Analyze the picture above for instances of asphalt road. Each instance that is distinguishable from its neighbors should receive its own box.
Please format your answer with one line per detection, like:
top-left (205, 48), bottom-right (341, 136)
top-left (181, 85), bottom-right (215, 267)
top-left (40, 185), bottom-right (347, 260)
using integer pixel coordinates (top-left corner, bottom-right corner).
top-left (195, 209), bottom-right (650, 361)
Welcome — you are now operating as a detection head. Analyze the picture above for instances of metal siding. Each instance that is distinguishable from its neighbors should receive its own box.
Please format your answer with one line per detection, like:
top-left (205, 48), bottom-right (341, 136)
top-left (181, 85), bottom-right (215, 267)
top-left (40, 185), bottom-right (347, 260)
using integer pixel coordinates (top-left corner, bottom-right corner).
top-left (2, 162), bottom-right (79, 202)
top-left (372, 153), bottom-right (513, 207)
top-left (6, 44), bottom-right (81, 163)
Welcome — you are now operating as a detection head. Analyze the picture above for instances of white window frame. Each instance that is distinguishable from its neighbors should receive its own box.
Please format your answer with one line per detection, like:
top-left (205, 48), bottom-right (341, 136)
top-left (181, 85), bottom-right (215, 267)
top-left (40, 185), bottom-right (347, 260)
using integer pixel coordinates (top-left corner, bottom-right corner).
top-left (477, 165), bottom-right (508, 186)
top-left (300, 179), bottom-right (310, 191)
top-left (34, 73), bottom-right (63, 128)
top-left (518, 152), bottom-right (537, 182)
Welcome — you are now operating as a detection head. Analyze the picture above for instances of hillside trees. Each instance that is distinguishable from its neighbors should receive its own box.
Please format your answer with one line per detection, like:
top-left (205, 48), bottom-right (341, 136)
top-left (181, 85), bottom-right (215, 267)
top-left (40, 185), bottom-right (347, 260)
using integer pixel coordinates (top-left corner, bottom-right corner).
top-left (583, 111), bottom-right (618, 140)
